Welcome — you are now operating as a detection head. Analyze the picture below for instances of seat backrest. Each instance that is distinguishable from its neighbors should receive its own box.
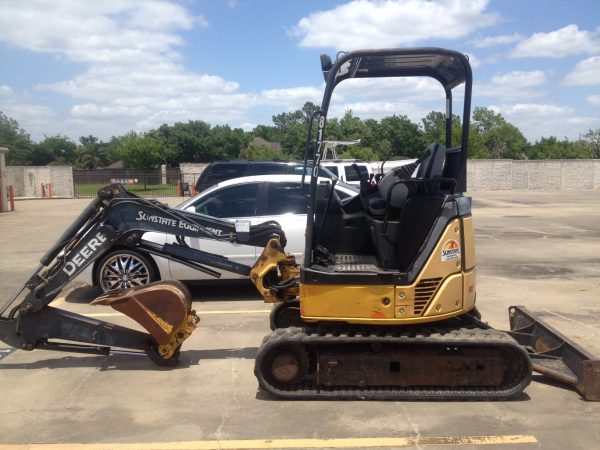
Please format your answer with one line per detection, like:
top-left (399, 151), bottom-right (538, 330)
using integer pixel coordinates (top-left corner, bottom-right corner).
top-left (376, 143), bottom-right (446, 214)
top-left (416, 143), bottom-right (446, 180)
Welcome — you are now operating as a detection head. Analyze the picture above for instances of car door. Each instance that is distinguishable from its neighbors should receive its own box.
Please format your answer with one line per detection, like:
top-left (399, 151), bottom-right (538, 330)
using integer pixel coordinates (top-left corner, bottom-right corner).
top-left (257, 181), bottom-right (309, 264)
top-left (168, 182), bottom-right (263, 281)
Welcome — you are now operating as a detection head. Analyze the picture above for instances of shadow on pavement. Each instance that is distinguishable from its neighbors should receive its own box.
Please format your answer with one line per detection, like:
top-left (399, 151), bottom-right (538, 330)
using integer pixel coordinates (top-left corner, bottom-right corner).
top-left (59, 281), bottom-right (263, 304)
top-left (0, 347), bottom-right (259, 370)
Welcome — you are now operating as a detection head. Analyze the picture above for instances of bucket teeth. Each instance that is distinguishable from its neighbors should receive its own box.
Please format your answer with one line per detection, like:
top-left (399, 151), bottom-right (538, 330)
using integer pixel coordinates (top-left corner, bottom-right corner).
top-left (91, 281), bottom-right (199, 356)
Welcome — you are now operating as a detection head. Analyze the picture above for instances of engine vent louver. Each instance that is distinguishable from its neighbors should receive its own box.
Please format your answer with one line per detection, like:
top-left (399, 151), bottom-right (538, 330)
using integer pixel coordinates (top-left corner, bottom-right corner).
top-left (414, 277), bottom-right (443, 315)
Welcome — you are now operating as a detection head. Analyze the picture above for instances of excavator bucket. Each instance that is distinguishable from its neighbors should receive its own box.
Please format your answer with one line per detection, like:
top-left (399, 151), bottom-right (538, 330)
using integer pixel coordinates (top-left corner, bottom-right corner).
top-left (91, 281), bottom-right (199, 360)
top-left (507, 305), bottom-right (600, 401)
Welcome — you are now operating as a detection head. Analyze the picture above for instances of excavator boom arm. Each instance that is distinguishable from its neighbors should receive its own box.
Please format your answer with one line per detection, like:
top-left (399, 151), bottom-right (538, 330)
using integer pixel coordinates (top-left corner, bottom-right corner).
top-left (1, 184), bottom-right (286, 316)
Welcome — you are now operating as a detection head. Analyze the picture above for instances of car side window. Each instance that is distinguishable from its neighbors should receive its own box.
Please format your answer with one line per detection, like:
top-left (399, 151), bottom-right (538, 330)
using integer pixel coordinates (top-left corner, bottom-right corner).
top-left (246, 163), bottom-right (287, 175)
top-left (198, 163), bottom-right (247, 187)
top-left (324, 166), bottom-right (339, 176)
top-left (193, 183), bottom-right (259, 218)
top-left (264, 182), bottom-right (308, 216)
top-left (344, 165), bottom-right (368, 182)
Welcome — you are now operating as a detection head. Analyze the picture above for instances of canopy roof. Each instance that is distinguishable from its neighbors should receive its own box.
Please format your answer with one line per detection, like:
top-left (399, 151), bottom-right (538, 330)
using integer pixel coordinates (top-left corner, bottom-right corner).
top-left (321, 48), bottom-right (471, 91)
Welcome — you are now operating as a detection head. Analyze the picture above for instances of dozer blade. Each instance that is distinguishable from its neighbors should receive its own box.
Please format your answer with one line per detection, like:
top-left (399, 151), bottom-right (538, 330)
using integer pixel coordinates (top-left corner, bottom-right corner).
top-left (91, 280), bottom-right (199, 360)
top-left (507, 305), bottom-right (600, 401)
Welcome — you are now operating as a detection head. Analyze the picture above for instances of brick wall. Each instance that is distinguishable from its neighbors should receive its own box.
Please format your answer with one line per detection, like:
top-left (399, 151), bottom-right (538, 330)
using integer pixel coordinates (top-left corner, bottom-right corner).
top-left (7, 166), bottom-right (74, 197)
top-left (467, 159), bottom-right (600, 191)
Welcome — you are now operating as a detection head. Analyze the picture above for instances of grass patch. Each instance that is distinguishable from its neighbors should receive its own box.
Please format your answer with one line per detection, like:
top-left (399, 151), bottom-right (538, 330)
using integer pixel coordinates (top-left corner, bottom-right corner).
top-left (75, 183), bottom-right (181, 198)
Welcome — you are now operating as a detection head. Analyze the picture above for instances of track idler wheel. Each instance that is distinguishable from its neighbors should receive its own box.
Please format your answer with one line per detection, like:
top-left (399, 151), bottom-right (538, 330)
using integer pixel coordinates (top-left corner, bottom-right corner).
top-left (262, 344), bottom-right (308, 387)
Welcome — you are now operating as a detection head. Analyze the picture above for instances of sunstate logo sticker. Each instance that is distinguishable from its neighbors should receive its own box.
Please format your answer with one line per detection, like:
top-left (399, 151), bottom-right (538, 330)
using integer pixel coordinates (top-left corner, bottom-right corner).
top-left (441, 239), bottom-right (461, 262)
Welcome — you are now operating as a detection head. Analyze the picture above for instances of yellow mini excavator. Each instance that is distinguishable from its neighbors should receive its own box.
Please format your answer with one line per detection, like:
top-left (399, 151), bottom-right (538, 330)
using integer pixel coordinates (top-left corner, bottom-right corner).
top-left (1, 48), bottom-right (598, 400)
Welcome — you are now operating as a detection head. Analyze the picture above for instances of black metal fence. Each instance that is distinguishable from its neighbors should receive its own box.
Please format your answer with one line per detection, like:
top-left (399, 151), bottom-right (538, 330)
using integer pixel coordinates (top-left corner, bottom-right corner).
top-left (73, 168), bottom-right (183, 198)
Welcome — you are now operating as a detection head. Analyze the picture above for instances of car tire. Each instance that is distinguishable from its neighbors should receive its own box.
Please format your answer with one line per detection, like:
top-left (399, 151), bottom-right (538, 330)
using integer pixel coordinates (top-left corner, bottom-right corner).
top-left (94, 249), bottom-right (159, 293)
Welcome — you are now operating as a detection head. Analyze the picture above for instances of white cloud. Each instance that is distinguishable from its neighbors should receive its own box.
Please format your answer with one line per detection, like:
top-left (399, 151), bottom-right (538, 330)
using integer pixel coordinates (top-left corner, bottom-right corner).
top-left (477, 71), bottom-right (547, 100)
top-left (0, 85), bottom-right (15, 98)
top-left (510, 25), bottom-right (600, 58)
top-left (490, 103), bottom-right (599, 141)
top-left (0, 85), bottom-right (58, 137)
top-left (588, 95), bottom-right (600, 106)
top-left (470, 33), bottom-right (524, 48)
top-left (258, 86), bottom-right (323, 105)
top-left (0, 1), bottom-right (262, 139)
top-left (563, 56), bottom-right (600, 86)
top-left (497, 103), bottom-right (573, 117)
top-left (127, 2), bottom-right (207, 31)
top-left (0, 1), bottom-right (339, 139)
top-left (0, 1), bottom-right (195, 65)
top-left (334, 77), bottom-right (444, 103)
top-left (328, 100), bottom-right (432, 126)
top-left (291, 0), bottom-right (498, 49)
top-left (461, 53), bottom-right (481, 69)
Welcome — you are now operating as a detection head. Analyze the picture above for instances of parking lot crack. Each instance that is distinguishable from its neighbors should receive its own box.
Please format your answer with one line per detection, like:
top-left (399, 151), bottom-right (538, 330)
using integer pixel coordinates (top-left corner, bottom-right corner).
top-left (214, 359), bottom-right (241, 447)
top-left (400, 404), bottom-right (422, 449)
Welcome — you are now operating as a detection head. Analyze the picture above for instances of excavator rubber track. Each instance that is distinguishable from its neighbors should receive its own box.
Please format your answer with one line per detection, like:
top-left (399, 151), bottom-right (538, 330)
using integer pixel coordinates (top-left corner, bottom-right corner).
top-left (255, 324), bottom-right (532, 400)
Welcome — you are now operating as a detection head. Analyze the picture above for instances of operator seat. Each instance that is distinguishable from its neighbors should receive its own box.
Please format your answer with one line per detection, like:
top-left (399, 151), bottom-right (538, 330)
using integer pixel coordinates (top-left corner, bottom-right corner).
top-left (366, 143), bottom-right (449, 270)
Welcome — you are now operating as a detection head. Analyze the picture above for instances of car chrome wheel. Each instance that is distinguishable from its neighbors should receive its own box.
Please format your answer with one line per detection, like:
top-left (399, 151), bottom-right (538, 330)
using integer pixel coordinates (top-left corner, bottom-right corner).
top-left (97, 251), bottom-right (154, 292)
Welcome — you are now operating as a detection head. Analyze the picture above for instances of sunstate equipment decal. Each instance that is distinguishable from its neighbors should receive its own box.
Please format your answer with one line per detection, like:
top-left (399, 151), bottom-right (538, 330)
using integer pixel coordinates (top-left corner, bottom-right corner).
top-left (441, 239), bottom-right (461, 262)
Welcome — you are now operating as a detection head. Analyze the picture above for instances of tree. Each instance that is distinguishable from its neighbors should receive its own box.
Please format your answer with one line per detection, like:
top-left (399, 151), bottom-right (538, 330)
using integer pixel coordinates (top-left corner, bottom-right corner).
top-left (76, 135), bottom-right (109, 169)
top-left (206, 125), bottom-right (249, 161)
top-left (158, 120), bottom-right (212, 163)
top-left (582, 129), bottom-right (600, 158)
top-left (270, 102), bottom-right (321, 159)
top-left (337, 145), bottom-right (378, 161)
top-left (421, 111), bottom-right (463, 146)
top-left (467, 124), bottom-right (489, 159)
top-left (115, 131), bottom-right (167, 188)
top-left (421, 111), bottom-right (446, 144)
top-left (379, 114), bottom-right (424, 158)
top-left (472, 107), bottom-right (528, 159)
top-left (239, 142), bottom-right (289, 160)
top-left (33, 135), bottom-right (77, 165)
top-left (0, 112), bottom-right (34, 165)
top-left (528, 136), bottom-right (591, 159)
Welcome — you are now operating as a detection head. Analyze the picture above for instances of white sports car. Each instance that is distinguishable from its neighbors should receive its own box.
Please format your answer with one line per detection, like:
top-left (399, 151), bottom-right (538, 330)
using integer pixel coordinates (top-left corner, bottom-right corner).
top-left (86, 175), bottom-right (358, 292)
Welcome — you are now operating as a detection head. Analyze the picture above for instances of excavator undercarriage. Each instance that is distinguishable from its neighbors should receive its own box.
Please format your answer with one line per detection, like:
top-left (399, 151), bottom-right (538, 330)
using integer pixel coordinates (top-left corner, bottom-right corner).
top-left (1, 47), bottom-right (599, 401)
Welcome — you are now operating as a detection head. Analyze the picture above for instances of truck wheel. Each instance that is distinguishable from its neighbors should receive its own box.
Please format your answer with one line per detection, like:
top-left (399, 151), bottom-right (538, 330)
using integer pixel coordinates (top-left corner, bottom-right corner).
top-left (95, 250), bottom-right (158, 293)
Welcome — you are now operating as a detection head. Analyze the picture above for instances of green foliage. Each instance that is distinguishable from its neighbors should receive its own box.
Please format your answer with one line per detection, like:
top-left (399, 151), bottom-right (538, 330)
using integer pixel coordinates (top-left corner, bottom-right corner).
top-left (0, 111), bottom-right (34, 165)
top-left (33, 135), bottom-right (77, 165)
top-left (113, 131), bottom-right (169, 188)
top-left (378, 114), bottom-right (424, 159)
top-left (582, 129), bottom-right (600, 158)
top-left (467, 125), bottom-right (489, 159)
top-left (337, 145), bottom-right (378, 161)
top-left (75, 135), bottom-right (110, 169)
top-left (2, 106), bottom-right (598, 169)
top-left (114, 131), bottom-right (166, 171)
top-left (239, 143), bottom-right (289, 160)
top-left (472, 107), bottom-right (528, 159)
top-left (269, 102), bottom-right (321, 159)
top-left (527, 136), bottom-right (592, 159)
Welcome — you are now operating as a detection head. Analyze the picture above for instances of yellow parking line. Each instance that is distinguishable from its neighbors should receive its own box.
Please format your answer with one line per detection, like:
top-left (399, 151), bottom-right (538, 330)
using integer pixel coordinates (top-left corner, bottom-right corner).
top-left (0, 435), bottom-right (538, 449)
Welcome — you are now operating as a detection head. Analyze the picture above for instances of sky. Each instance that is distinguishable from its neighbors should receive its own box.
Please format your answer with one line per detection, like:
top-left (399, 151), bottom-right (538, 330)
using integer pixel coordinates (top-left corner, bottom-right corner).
top-left (0, 0), bottom-right (599, 143)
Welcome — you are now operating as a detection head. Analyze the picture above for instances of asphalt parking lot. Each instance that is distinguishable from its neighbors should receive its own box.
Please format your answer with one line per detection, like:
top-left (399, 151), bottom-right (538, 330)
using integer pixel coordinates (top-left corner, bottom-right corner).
top-left (0, 191), bottom-right (599, 449)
